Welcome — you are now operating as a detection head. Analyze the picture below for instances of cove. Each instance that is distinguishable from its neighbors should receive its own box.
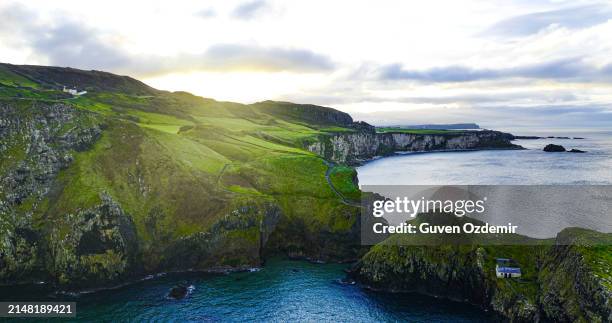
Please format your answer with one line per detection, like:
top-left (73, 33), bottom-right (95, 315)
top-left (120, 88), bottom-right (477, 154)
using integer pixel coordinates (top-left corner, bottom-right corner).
top-left (0, 258), bottom-right (494, 322)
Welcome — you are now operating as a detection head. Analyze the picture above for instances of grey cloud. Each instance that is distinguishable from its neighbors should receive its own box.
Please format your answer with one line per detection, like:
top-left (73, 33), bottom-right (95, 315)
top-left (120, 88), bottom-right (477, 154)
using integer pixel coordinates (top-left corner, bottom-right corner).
top-left (0, 4), bottom-right (333, 75)
top-left (0, 4), bottom-right (133, 70)
top-left (231, 0), bottom-right (268, 19)
top-left (379, 58), bottom-right (612, 83)
top-left (281, 90), bottom-right (578, 107)
top-left (30, 21), bottom-right (132, 71)
top-left (483, 4), bottom-right (612, 37)
top-left (195, 44), bottom-right (334, 72)
top-left (127, 44), bottom-right (335, 75)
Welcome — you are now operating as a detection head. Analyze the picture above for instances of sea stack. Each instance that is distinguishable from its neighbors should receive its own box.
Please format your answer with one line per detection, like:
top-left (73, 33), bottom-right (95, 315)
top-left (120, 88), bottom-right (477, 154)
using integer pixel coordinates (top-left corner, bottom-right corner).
top-left (543, 144), bottom-right (566, 152)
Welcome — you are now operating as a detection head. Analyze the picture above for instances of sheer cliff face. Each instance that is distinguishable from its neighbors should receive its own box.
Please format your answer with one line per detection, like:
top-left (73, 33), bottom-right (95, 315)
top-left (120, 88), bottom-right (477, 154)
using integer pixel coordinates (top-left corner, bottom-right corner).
top-left (306, 130), bottom-right (520, 164)
top-left (538, 230), bottom-right (612, 323)
top-left (0, 102), bottom-right (104, 284)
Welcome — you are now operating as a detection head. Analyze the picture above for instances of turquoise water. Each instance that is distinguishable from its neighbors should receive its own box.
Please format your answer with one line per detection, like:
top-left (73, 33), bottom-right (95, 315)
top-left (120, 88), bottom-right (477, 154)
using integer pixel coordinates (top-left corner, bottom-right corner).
top-left (2, 259), bottom-right (493, 322)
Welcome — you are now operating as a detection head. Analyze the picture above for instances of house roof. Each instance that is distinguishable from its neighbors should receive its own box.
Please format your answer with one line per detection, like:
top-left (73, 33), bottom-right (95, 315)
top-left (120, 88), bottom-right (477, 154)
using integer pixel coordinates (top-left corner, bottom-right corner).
top-left (497, 267), bottom-right (521, 274)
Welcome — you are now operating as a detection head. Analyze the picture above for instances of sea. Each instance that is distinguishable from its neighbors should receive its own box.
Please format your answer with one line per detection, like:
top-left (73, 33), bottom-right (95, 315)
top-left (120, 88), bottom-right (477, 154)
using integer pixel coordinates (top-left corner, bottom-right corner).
top-left (356, 130), bottom-right (612, 240)
top-left (357, 130), bottom-right (612, 185)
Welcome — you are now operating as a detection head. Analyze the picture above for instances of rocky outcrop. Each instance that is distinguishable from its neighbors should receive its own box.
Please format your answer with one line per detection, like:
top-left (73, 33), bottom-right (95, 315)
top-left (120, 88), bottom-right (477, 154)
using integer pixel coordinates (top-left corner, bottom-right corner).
top-left (543, 144), bottom-right (566, 152)
top-left (538, 229), bottom-right (611, 322)
top-left (0, 102), bottom-right (102, 205)
top-left (48, 193), bottom-right (140, 288)
top-left (159, 201), bottom-right (282, 272)
top-left (352, 226), bottom-right (611, 322)
top-left (0, 102), bottom-right (103, 284)
top-left (307, 130), bottom-right (522, 164)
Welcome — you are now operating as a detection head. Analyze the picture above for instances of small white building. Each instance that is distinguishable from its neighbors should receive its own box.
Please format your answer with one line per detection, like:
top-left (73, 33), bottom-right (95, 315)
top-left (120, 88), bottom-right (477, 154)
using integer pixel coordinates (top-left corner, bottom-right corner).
top-left (495, 258), bottom-right (521, 278)
top-left (63, 86), bottom-right (87, 96)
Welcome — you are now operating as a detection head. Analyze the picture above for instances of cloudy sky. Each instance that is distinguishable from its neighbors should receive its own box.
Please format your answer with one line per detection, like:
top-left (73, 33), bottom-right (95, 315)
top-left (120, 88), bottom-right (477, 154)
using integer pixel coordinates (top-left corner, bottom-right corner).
top-left (1, 0), bottom-right (612, 129)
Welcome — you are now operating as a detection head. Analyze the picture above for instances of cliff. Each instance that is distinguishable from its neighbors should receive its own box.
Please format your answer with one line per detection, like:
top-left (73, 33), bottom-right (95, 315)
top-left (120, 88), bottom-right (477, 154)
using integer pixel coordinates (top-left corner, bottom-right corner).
top-left (306, 130), bottom-right (521, 164)
top-left (538, 228), bottom-right (611, 322)
top-left (351, 216), bottom-right (611, 322)
top-left (0, 63), bottom-right (363, 290)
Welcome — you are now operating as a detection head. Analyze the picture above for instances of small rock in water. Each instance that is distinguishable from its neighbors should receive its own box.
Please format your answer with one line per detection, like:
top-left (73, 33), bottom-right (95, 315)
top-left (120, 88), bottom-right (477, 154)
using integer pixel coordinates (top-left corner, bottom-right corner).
top-left (543, 144), bottom-right (566, 152)
top-left (335, 277), bottom-right (356, 285)
top-left (568, 149), bottom-right (586, 153)
top-left (168, 284), bottom-right (189, 299)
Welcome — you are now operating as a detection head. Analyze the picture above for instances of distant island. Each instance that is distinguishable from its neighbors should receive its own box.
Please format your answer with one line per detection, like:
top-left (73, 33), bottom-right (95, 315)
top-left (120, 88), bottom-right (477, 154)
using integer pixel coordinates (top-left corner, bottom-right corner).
top-left (382, 123), bottom-right (480, 130)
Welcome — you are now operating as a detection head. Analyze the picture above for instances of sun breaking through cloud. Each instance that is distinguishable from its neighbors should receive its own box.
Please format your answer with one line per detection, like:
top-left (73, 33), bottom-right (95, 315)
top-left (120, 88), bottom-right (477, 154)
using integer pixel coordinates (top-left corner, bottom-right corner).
top-left (1, 0), bottom-right (611, 129)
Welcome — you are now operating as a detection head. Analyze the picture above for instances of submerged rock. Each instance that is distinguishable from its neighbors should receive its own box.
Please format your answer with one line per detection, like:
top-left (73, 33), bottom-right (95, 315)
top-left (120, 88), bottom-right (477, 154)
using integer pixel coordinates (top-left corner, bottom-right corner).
top-left (168, 283), bottom-right (194, 299)
top-left (169, 285), bottom-right (187, 299)
top-left (336, 277), bottom-right (356, 285)
top-left (543, 144), bottom-right (566, 152)
top-left (568, 149), bottom-right (586, 153)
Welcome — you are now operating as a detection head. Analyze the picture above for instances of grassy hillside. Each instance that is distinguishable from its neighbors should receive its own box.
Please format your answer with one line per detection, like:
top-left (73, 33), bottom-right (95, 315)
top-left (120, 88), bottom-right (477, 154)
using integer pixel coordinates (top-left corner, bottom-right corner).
top-left (0, 63), bottom-right (362, 288)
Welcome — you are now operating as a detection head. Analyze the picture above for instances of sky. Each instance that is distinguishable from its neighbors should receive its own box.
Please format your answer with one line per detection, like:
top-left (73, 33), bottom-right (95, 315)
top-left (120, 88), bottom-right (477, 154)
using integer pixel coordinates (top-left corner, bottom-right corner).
top-left (1, 0), bottom-right (612, 129)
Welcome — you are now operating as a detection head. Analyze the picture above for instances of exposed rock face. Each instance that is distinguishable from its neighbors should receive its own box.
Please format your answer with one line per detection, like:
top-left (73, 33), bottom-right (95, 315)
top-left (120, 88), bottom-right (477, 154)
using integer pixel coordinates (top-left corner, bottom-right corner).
top-left (543, 144), bottom-right (566, 152)
top-left (0, 102), bottom-right (102, 284)
top-left (0, 102), bottom-right (102, 205)
top-left (538, 230), bottom-right (611, 322)
top-left (159, 201), bottom-right (283, 272)
top-left (49, 193), bottom-right (140, 287)
top-left (307, 130), bottom-right (521, 164)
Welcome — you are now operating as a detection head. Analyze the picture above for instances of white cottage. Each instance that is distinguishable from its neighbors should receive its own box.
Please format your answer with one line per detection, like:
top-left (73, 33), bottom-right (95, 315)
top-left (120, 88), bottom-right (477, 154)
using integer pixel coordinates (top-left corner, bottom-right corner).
top-left (495, 258), bottom-right (521, 278)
